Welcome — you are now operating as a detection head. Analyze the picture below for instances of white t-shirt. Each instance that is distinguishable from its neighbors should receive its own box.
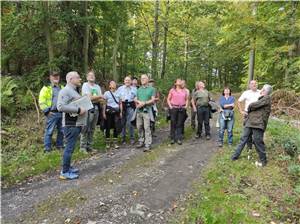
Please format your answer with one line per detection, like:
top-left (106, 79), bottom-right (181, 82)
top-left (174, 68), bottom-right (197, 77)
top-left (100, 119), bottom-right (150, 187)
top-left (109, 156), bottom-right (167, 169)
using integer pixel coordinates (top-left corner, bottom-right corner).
top-left (238, 89), bottom-right (261, 112)
top-left (82, 82), bottom-right (102, 96)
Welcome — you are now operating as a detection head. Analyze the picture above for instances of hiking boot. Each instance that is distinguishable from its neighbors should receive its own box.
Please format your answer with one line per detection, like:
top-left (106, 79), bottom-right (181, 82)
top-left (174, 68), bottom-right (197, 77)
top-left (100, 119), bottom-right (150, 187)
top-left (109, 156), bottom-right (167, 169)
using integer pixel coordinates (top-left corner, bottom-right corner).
top-left (195, 134), bottom-right (201, 139)
top-left (170, 139), bottom-right (175, 144)
top-left (177, 140), bottom-right (182, 145)
top-left (206, 135), bottom-right (211, 140)
top-left (231, 155), bottom-right (239, 161)
top-left (105, 139), bottom-right (111, 151)
top-left (143, 145), bottom-right (151, 152)
top-left (69, 166), bottom-right (79, 174)
top-left (218, 142), bottom-right (223, 147)
top-left (59, 171), bottom-right (79, 180)
top-left (136, 143), bottom-right (144, 148)
top-left (113, 138), bottom-right (119, 149)
top-left (130, 139), bottom-right (135, 145)
top-left (121, 138), bottom-right (126, 145)
top-left (255, 161), bottom-right (267, 167)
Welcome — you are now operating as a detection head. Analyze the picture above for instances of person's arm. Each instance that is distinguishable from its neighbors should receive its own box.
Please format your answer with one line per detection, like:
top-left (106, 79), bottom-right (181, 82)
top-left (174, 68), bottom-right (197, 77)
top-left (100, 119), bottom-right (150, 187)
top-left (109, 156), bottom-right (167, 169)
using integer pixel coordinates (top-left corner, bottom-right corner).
top-left (191, 97), bottom-right (197, 112)
top-left (57, 90), bottom-right (85, 115)
top-left (185, 92), bottom-right (189, 109)
top-left (167, 90), bottom-right (173, 109)
top-left (224, 97), bottom-right (235, 108)
top-left (248, 96), bottom-right (269, 112)
top-left (119, 101), bottom-right (123, 117)
top-left (38, 86), bottom-right (52, 116)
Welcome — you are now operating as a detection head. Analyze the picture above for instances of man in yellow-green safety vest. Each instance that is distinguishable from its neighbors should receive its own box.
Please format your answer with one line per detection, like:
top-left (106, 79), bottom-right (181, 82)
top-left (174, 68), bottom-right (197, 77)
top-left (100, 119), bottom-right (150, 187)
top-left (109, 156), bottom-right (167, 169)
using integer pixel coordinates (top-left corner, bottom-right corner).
top-left (38, 71), bottom-right (64, 153)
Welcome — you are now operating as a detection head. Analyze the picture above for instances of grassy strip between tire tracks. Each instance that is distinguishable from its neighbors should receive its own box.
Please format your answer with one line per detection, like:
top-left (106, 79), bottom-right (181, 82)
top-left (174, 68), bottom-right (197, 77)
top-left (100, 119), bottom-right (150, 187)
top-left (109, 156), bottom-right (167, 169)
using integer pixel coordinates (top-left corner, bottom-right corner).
top-left (174, 112), bottom-right (300, 224)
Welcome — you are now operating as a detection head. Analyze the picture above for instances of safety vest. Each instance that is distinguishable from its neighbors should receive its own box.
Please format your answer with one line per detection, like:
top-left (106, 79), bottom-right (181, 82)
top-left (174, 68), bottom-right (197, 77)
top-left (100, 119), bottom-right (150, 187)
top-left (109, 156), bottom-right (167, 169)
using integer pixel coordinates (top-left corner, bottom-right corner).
top-left (38, 84), bottom-right (64, 111)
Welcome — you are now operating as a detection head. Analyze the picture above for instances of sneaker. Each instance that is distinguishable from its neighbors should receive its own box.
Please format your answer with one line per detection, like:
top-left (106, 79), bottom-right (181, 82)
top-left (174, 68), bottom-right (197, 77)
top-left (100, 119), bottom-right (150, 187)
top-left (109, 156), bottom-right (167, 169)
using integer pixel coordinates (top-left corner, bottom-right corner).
top-left (130, 139), bottom-right (135, 145)
top-left (69, 166), bottom-right (79, 174)
top-left (80, 148), bottom-right (88, 154)
top-left (136, 143), bottom-right (144, 148)
top-left (56, 146), bottom-right (64, 151)
top-left (177, 140), bottom-right (182, 145)
top-left (218, 143), bottom-right (223, 147)
top-left (206, 135), bottom-right (211, 140)
top-left (59, 171), bottom-right (79, 180)
top-left (195, 134), bottom-right (201, 139)
top-left (114, 144), bottom-right (120, 149)
top-left (170, 139), bottom-right (175, 144)
top-left (122, 139), bottom-right (126, 145)
top-left (143, 146), bottom-right (151, 152)
top-left (231, 156), bottom-right (239, 161)
top-left (255, 161), bottom-right (267, 167)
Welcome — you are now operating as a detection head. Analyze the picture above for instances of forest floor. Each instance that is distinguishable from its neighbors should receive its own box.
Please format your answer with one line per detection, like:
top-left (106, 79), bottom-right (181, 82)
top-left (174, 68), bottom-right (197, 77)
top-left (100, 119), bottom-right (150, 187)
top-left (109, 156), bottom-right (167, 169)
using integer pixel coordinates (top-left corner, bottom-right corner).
top-left (2, 109), bottom-right (299, 224)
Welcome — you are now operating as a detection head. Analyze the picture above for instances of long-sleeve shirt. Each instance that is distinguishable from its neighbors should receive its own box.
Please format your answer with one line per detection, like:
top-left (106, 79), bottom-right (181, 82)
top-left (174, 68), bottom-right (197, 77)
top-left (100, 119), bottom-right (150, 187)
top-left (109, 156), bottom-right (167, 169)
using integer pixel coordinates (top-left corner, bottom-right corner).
top-left (219, 96), bottom-right (235, 110)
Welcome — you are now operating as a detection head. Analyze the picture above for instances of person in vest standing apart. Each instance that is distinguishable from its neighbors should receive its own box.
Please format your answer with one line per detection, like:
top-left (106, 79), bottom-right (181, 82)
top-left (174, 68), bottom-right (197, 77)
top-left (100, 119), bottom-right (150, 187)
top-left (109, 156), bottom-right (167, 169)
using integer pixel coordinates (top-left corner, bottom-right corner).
top-left (57, 71), bottom-right (87, 180)
top-left (135, 74), bottom-right (156, 152)
top-left (218, 87), bottom-right (235, 147)
top-left (39, 71), bottom-right (64, 153)
top-left (232, 84), bottom-right (272, 167)
top-left (237, 80), bottom-right (260, 152)
top-left (191, 81), bottom-right (212, 140)
top-left (167, 79), bottom-right (189, 145)
top-left (103, 81), bottom-right (123, 151)
top-left (80, 70), bottom-right (103, 153)
top-left (117, 76), bottom-right (137, 145)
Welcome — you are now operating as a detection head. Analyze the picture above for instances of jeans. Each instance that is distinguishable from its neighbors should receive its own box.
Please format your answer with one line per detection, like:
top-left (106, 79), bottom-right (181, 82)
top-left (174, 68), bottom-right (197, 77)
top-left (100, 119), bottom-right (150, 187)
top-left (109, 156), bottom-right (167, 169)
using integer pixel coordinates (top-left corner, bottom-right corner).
top-left (218, 112), bottom-right (234, 144)
top-left (105, 112), bottom-right (119, 138)
top-left (44, 112), bottom-right (64, 151)
top-left (121, 107), bottom-right (135, 140)
top-left (170, 108), bottom-right (186, 141)
top-left (80, 109), bottom-right (99, 150)
top-left (136, 112), bottom-right (152, 147)
top-left (62, 126), bottom-right (82, 173)
top-left (197, 106), bottom-right (210, 136)
top-left (232, 127), bottom-right (267, 164)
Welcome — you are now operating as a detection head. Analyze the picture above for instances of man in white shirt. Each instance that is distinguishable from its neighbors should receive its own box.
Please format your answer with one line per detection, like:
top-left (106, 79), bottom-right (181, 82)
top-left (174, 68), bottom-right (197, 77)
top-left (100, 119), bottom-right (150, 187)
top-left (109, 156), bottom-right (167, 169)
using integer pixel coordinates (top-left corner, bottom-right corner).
top-left (238, 80), bottom-right (260, 150)
top-left (80, 71), bottom-right (103, 153)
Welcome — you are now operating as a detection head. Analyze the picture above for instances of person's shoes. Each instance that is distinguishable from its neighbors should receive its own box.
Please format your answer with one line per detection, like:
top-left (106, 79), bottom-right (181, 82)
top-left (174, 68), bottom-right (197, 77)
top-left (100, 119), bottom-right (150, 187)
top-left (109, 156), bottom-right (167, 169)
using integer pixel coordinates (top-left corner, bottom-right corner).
top-left (136, 143), bottom-right (144, 148)
top-left (69, 166), bottom-right (79, 174)
top-left (218, 142), bottom-right (223, 147)
top-left (143, 145), bottom-right (151, 152)
top-left (56, 146), bottom-right (64, 151)
top-left (114, 143), bottom-right (120, 149)
top-left (105, 140), bottom-right (111, 151)
top-left (206, 135), bottom-right (211, 140)
top-left (195, 134), bottom-right (201, 139)
top-left (177, 140), bottom-right (182, 145)
top-left (255, 161), bottom-right (267, 167)
top-left (228, 144), bottom-right (233, 148)
top-left (122, 139), bottom-right (126, 145)
top-left (231, 155), bottom-right (239, 161)
top-left (44, 149), bottom-right (51, 153)
top-left (130, 139), bottom-right (135, 145)
top-left (59, 171), bottom-right (79, 180)
top-left (170, 139), bottom-right (175, 144)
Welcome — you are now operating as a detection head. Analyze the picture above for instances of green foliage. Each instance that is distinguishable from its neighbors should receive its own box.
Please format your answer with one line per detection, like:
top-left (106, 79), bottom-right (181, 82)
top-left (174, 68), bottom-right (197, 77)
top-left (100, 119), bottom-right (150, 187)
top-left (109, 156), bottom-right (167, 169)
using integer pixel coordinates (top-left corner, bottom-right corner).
top-left (288, 163), bottom-right (300, 179)
top-left (1, 76), bottom-right (18, 116)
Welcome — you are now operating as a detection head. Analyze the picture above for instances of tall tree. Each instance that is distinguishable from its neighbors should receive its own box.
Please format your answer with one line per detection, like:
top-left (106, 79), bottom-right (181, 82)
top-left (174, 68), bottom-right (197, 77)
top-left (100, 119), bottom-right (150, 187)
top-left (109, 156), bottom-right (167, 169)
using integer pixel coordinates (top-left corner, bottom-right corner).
top-left (82, 1), bottom-right (90, 74)
top-left (160, 0), bottom-right (169, 79)
top-left (151, 0), bottom-right (160, 79)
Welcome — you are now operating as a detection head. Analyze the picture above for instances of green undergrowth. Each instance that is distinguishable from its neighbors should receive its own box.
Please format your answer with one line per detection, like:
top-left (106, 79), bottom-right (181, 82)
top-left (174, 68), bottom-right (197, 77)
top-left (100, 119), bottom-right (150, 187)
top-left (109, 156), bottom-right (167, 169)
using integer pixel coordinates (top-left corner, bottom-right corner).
top-left (175, 112), bottom-right (300, 224)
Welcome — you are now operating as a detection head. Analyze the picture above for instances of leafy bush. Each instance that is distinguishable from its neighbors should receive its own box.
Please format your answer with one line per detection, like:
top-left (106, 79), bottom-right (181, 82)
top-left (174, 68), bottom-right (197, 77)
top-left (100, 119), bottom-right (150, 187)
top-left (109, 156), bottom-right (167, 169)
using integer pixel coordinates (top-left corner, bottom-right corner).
top-left (288, 163), bottom-right (300, 179)
top-left (1, 76), bottom-right (18, 116)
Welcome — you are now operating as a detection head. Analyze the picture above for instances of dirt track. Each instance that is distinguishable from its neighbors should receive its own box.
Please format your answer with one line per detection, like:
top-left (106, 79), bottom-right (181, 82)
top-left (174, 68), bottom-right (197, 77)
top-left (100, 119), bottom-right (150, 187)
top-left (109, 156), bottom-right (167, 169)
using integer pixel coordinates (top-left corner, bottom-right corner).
top-left (1, 123), bottom-right (219, 224)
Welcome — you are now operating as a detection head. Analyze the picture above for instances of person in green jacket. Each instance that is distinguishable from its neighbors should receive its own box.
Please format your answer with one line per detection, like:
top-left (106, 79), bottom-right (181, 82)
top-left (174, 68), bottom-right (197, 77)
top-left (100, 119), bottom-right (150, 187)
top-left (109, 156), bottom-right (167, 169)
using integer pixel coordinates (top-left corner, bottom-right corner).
top-left (38, 71), bottom-right (64, 153)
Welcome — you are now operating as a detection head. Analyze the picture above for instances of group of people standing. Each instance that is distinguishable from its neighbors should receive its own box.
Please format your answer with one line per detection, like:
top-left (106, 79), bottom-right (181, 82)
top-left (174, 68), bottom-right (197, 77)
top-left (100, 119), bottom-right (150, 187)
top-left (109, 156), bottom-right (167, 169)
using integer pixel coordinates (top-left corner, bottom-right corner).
top-left (39, 71), bottom-right (272, 180)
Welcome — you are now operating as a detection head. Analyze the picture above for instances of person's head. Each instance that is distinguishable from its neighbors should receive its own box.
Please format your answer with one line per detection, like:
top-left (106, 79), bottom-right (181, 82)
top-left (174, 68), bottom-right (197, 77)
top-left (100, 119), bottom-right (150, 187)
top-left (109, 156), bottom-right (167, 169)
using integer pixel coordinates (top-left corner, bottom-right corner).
top-left (86, 70), bottom-right (96, 83)
top-left (49, 71), bottom-right (60, 85)
top-left (260, 84), bottom-right (272, 96)
top-left (249, 80), bottom-right (258, 91)
top-left (66, 71), bottom-right (81, 87)
top-left (174, 78), bottom-right (182, 88)
top-left (124, 76), bottom-right (132, 87)
top-left (197, 81), bottom-right (205, 90)
top-left (149, 79), bottom-right (155, 87)
top-left (109, 80), bottom-right (117, 91)
top-left (132, 77), bottom-right (138, 87)
top-left (181, 80), bottom-right (186, 88)
top-left (222, 87), bottom-right (232, 96)
top-left (140, 74), bottom-right (149, 86)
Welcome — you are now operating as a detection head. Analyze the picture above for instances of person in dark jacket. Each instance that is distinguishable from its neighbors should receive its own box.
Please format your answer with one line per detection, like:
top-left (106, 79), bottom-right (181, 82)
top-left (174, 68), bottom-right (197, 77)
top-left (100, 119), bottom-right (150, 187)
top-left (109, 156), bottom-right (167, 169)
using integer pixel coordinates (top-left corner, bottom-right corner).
top-left (231, 84), bottom-right (272, 167)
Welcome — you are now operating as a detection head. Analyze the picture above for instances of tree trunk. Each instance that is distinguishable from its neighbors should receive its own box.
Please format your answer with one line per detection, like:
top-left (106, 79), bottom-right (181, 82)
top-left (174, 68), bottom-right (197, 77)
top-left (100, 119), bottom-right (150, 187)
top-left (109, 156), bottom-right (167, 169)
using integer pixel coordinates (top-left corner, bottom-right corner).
top-left (160, 0), bottom-right (169, 79)
top-left (112, 24), bottom-right (121, 82)
top-left (151, 0), bottom-right (159, 79)
top-left (248, 3), bottom-right (257, 84)
top-left (102, 27), bottom-right (107, 80)
top-left (183, 33), bottom-right (189, 80)
top-left (82, 1), bottom-right (89, 74)
top-left (42, 1), bottom-right (54, 71)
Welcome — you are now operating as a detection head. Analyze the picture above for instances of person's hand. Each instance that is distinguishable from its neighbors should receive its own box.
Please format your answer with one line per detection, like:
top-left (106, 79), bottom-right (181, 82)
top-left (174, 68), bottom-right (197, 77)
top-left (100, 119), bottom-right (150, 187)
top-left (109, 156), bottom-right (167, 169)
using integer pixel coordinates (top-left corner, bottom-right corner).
top-left (137, 102), bottom-right (145, 108)
top-left (47, 112), bottom-right (54, 117)
top-left (193, 106), bottom-right (197, 112)
top-left (119, 112), bottom-right (123, 118)
top-left (169, 105), bottom-right (173, 109)
top-left (79, 107), bottom-right (86, 115)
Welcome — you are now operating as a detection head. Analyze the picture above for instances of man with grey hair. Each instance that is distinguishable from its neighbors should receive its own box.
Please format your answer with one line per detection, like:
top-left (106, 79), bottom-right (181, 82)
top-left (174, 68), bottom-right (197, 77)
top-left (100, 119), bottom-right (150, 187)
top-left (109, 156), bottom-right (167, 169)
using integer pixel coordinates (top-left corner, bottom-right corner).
top-left (57, 71), bottom-right (87, 180)
top-left (232, 84), bottom-right (272, 167)
top-left (135, 74), bottom-right (156, 151)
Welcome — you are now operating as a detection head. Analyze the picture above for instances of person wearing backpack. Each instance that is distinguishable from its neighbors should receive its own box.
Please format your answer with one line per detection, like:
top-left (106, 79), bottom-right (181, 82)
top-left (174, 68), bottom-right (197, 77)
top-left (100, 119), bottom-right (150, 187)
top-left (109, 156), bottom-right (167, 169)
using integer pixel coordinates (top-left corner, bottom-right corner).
top-left (218, 87), bottom-right (235, 147)
top-left (103, 81), bottom-right (123, 151)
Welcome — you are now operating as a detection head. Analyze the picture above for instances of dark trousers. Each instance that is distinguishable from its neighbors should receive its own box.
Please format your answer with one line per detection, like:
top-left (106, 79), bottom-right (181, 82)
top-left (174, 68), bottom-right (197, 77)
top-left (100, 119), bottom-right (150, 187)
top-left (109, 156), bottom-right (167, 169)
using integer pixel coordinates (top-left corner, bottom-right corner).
top-left (105, 112), bottom-right (119, 138)
top-left (44, 112), bottom-right (64, 151)
top-left (232, 127), bottom-right (267, 164)
top-left (62, 126), bottom-right (82, 173)
top-left (191, 110), bottom-right (197, 128)
top-left (197, 106), bottom-right (210, 136)
top-left (243, 115), bottom-right (253, 149)
top-left (170, 108), bottom-right (186, 141)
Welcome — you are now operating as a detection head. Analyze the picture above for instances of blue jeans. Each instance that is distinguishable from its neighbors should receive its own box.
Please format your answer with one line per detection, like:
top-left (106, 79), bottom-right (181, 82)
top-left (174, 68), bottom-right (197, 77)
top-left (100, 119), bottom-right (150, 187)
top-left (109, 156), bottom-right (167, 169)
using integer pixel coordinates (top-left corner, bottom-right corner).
top-left (121, 107), bottom-right (135, 140)
top-left (44, 112), bottom-right (64, 151)
top-left (62, 126), bottom-right (81, 173)
top-left (218, 112), bottom-right (234, 144)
